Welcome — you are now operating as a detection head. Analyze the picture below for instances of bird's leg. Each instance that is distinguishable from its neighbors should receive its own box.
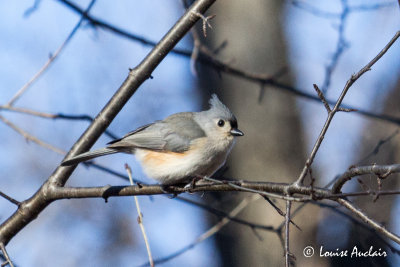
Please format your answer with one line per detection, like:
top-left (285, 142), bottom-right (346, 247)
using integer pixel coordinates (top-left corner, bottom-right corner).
top-left (183, 175), bottom-right (204, 192)
top-left (160, 185), bottom-right (178, 198)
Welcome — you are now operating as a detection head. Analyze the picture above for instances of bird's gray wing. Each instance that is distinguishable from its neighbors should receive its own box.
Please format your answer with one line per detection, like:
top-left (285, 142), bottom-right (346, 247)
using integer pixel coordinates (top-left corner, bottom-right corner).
top-left (162, 112), bottom-right (206, 152)
top-left (107, 112), bottom-right (206, 153)
top-left (107, 123), bottom-right (154, 145)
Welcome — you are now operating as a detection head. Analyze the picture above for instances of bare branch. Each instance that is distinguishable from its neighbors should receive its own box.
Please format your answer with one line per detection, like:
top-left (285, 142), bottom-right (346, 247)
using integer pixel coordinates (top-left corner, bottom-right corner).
top-left (0, 192), bottom-right (20, 206)
top-left (6, 0), bottom-right (97, 106)
top-left (337, 107), bottom-right (357, 112)
top-left (202, 176), bottom-right (308, 201)
top-left (294, 30), bottom-right (400, 186)
top-left (284, 200), bottom-right (295, 267)
top-left (328, 190), bottom-right (400, 199)
top-left (0, 105), bottom-right (119, 139)
top-left (56, 0), bottom-right (400, 127)
top-left (332, 163), bottom-right (400, 193)
top-left (191, 11), bottom-right (215, 37)
top-left (313, 84), bottom-right (331, 113)
top-left (126, 164), bottom-right (154, 267)
top-left (175, 196), bottom-right (276, 232)
top-left (358, 129), bottom-right (399, 163)
top-left (261, 196), bottom-right (301, 231)
top-left (23, 0), bottom-right (41, 17)
top-left (349, 2), bottom-right (396, 12)
top-left (48, 181), bottom-right (312, 200)
top-left (0, 173), bottom-right (393, 246)
top-left (337, 198), bottom-right (400, 244)
top-left (311, 201), bottom-right (400, 255)
top-left (45, 175), bottom-right (400, 204)
top-left (320, 0), bottom-right (349, 93)
top-left (0, 0), bottom-right (217, 246)
top-left (0, 243), bottom-right (14, 267)
top-left (291, 0), bottom-right (395, 18)
top-left (140, 195), bottom-right (259, 266)
top-left (0, 115), bottom-right (66, 155)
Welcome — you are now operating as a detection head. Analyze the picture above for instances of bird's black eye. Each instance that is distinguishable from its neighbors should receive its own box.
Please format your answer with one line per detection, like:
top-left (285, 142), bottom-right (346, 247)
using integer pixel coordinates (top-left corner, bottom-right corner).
top-left (217, 119), bottom-right (225, 127)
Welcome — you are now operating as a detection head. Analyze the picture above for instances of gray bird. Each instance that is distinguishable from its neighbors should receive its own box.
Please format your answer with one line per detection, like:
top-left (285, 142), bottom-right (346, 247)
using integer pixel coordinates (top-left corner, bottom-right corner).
top-left (61, 94), bottom-right (243, 184)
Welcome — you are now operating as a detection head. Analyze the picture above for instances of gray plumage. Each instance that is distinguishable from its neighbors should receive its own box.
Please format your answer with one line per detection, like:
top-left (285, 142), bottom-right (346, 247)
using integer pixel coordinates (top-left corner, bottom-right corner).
top-left (107, 113), bottom-right (206, 153)
top-left (61, 113), bottom-right (206, 166)
top-left (61, 148), bottom-right (119, 166)
top-left (61, 94), bottom-right (243, 184)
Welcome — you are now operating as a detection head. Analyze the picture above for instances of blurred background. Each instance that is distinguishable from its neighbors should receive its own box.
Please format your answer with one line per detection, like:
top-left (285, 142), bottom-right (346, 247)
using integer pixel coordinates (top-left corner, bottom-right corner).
top-left (1, 0), bottom-right (400, 266)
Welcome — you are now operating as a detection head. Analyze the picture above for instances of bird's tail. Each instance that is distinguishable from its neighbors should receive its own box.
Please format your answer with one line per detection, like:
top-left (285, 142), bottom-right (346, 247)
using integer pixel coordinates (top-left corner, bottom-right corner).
top-left (61, 148), bottom-right (118, 166)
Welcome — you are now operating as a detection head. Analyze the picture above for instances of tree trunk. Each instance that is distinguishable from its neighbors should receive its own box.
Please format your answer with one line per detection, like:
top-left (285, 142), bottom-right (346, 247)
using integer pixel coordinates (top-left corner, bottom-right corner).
top-left (195, 1), bottom-right (322, 265)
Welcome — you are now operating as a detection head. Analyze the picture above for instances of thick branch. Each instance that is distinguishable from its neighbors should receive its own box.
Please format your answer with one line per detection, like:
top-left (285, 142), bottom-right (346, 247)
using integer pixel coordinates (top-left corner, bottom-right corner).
top-left (56, 0), bottom-right (400, 128)
top-left (47, 179), bottom-right (400, 245)
top-left (0, 0), bottom-right (216, 246)
top-left (332, 164), bottom-right (400, 193)
top-left (50, 182), bottom-right (316, 199)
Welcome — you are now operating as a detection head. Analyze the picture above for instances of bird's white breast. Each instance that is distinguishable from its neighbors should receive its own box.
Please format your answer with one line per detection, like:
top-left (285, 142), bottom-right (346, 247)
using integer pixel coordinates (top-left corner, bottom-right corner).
top-left (134, 137), bottom-right (235, 184)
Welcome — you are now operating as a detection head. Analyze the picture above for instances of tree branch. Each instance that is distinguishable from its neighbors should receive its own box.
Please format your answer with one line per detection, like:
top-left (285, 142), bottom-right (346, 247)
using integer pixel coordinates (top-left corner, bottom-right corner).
top-left (0, 242), bottom-right (14, 267)
top-left (284, 200), bottom-right (294, 267)
top-left (6, 0), bottom-right (97, 107)
top-left (0, 0), bottom-right (217, 246)
top-left (337, 198), bottom-right (400, 243)
top-left (0, 115), bottom-right (66, 155)
top-left (294, 30), bottom-right (400, 186)
top-left (332, 163), bottom-right (400, 193)
top-left (139, 195), bottom-right (260, 266)
top-left (56, 0), bottom-right (400, 128)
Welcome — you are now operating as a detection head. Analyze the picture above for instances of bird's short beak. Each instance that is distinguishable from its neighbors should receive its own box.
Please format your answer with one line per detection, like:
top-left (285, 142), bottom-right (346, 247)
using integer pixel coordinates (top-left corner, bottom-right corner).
top-left (230, 128), bottom-right (244, 136)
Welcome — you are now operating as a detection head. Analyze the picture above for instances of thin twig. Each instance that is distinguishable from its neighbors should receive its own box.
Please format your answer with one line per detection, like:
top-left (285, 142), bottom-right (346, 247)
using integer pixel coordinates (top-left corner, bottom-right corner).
top-left (0, 243), bottom-right (14, 267)
top-left (321, 190), bottom-right (400, 199)
top-left (337, 198), bottom-right (400, 243)
top-left (332, 163), bottom-right (400, 193)
top-left (291, 1), bottom-right (395, 18)
top-left (184, 0), bottom-right (202, 76)
top-left (311, 201), bottom-right (400, 255)
top-left (295, 30), bottom-right (400, 186)
top-left (190, 11), bottom-right (215, 37)
top-left (313, 84), bottom-right (331, 112)
top-left (125, 164), bottom-right (154, 267)
top-left (24, 0), bottom-right (41, 17)
top-left (320, 0), bottom-right (349, 94)
top-left (291, 1), bottom-right (341, 18)
top-left (44, 176), bottom-right (400, 246)
top-left (358, 129), bottom-right (400, 163)
top-left (202, 176), bottom-right (308, 201)
top-left (55, 0), bottom-right (400, 128)
top-left (0, 0), bottom-right (217, 247)
top-left (0, 115), bottom-right (65, 155)
top-left (140, 195), bottom-right (260, 266)
top-left (276, 199), bottom-right (400, 255)
top-left (349, 2), bottom-right (396, 12)
top-left (0, 192), bottom-right (20, 206)
top-left (261, 196), bottom-right (301, 231)
top-left (0, 105), bottom-right (119, 139)
top-left (337, 107), bottom-right (357, 112)
top-left (284, 200), bottom-right (294, 267)
top-left (6, 0), bottom-right (97, 106)
top-left (175, 196), bottom-right (276, 232)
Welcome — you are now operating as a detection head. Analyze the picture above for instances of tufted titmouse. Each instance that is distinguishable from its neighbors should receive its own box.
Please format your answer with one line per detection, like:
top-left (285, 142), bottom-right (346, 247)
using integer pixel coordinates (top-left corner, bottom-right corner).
top-left (61, 94), bottom-right (243, 184)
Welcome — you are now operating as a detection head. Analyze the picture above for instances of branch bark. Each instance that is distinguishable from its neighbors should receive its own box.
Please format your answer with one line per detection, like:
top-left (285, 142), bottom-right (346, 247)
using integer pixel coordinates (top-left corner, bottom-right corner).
top-left (0, 0), bottom-right (216, 246)
top-left (295, 31), bottom-right (400, 186)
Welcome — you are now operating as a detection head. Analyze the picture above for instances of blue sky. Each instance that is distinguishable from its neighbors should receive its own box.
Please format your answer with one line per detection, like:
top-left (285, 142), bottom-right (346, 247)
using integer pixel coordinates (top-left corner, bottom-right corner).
top-left (1, 0), bottom-right (400, 266)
